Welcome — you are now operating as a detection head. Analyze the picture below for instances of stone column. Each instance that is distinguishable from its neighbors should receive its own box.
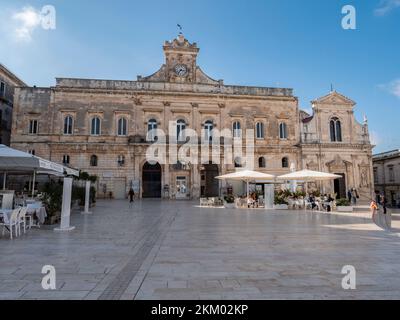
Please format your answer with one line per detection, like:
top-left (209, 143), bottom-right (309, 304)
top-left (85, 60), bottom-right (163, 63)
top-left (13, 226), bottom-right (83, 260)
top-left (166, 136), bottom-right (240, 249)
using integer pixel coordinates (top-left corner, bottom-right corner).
top-left (192, 163), bottom-right (200, 199)
top-left (54, 177), bottom-right (75, 232)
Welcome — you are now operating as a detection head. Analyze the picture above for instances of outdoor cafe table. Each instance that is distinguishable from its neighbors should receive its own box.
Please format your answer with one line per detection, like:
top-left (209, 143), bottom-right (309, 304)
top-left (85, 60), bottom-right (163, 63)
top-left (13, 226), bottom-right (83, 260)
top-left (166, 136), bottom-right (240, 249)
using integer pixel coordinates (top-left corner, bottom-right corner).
top-left (26, 202), bottom-right (47, 227)
top-left (0, 202), bottom-right (47, 228)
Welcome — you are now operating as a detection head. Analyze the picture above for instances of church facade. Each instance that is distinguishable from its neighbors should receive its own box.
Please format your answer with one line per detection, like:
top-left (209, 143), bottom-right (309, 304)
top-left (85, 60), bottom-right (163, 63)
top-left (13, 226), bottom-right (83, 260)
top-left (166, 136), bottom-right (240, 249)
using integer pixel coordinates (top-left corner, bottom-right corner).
top-left (10, 34), bottom-right (374, 201)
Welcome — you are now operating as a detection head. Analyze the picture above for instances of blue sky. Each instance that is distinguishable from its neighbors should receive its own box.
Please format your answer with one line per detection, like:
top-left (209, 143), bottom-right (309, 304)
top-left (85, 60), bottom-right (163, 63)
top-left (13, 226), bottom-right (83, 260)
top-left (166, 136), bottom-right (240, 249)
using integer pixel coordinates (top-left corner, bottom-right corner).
top-left (0, 0), bottom-right (399, 153)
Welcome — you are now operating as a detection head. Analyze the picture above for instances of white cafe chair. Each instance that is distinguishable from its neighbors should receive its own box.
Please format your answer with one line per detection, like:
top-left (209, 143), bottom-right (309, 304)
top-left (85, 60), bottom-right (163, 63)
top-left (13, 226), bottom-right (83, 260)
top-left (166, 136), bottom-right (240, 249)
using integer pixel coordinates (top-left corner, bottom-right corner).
top-left (17, 207), bottom-right (29, 234)
top-left (1, 208), bottom-right (21, 239)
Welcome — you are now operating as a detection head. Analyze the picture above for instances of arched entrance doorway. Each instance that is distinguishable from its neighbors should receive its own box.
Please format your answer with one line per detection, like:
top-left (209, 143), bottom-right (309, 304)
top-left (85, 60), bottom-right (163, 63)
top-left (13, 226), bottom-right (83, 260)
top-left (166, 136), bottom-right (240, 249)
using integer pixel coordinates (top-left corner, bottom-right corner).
top-left (334, 173), bottom-right (346, 199)
top-left (201, 163), bottom-right (219, 197)
top-left (142, 162), bottom-right (161, 198)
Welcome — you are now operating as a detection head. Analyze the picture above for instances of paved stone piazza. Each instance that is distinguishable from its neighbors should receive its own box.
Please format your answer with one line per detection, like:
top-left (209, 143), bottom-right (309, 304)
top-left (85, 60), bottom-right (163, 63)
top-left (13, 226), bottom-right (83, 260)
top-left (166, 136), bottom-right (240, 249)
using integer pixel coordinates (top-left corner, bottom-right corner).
top-left (1, 200), bottom-right (400, 300)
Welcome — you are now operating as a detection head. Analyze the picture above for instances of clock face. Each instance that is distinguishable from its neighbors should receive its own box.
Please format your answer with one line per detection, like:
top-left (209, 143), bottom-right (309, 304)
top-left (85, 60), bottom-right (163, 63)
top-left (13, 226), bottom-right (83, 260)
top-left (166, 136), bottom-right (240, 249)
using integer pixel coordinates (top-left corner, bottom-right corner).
top-left (174, 64), bottom-right (188, 77)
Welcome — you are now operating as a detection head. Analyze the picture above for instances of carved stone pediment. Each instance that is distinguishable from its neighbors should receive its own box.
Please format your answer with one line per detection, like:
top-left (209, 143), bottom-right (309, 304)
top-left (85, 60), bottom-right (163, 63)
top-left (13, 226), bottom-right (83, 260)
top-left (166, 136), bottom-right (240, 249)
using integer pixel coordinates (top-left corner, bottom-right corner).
top-left (326, 155), bottom-right (351, 169)
top-left (312, 91), bottom-right (355, 106)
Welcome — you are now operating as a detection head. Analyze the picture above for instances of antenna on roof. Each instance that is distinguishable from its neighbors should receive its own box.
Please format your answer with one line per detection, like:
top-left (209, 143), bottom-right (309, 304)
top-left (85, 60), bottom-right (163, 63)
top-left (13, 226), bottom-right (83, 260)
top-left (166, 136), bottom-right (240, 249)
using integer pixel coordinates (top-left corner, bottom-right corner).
top-left (330, 83), bottom-right (334, 92)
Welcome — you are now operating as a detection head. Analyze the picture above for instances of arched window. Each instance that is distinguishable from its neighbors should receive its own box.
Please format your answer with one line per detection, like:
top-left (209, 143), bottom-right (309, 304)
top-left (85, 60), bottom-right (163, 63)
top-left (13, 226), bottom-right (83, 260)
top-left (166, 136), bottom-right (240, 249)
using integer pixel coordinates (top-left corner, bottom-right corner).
top-left (177, 119), bottom-right (186, 142)
top-left (63, 116), bottom-right (73, 135)
top-left (117, 117), bottom-right (127, 136)
top-left (234, 157), bottom-right (242, 168)
top-left (147, 119), bottom-right (158, 142)
top-left (282, 157), bottom-right (289, 168)
top-left (90, 155), bottom-right (98, 167)
top-left (117, 155), bottom-right (125, 167)
top-left (233, 121), bottom-right (241, 138)
top-left (256, 122), bottom-right (264, 139)
top-left (279, 123), bottom-right (288, 139)
top-left (91, 117), bottom-right (101, 135)
top-left (258, 157), bottom-right (266, 168)
top-left (204, 120), bottom-right (213, 142)
top-left (330, 117), bottom-right (342, 142)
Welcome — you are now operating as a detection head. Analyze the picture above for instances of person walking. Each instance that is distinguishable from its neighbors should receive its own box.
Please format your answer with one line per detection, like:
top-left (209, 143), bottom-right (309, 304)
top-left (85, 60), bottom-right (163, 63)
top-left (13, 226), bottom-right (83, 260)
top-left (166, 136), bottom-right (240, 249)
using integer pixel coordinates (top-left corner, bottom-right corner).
top-left (128, 188), bottom-right (135, 203)
top-left (351, 188), bottom-right (357, 205)
top-left (347, 189), bottom-right (352, 203)
top-left (379, 195), bottom-right (391, 230)
top-left (381, 195), bottom-right (387, 215)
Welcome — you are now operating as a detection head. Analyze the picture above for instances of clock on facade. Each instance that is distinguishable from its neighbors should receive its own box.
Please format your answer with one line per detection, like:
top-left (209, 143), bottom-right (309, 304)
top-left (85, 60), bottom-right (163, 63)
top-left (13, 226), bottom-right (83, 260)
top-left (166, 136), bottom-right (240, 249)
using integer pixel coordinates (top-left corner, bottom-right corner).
top-left (174, 64), bottom-right (188, 77)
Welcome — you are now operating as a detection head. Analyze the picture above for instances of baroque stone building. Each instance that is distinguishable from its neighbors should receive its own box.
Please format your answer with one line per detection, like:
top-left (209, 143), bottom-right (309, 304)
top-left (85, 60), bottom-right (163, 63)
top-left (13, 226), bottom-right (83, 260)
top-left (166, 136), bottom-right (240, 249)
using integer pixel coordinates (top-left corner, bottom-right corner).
top-left (373, 149), bottom-right (400, 207)
top-left (0, 64), bottom-right (26, 145)
top-left (10, 34), bottom-right (374, 200)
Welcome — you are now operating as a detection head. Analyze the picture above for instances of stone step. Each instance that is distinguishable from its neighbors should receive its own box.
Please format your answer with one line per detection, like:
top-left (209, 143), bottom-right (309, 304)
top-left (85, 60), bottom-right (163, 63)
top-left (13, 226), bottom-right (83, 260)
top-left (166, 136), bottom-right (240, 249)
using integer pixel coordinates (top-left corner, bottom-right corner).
top-left (352, 205), bottom-right (370, 212)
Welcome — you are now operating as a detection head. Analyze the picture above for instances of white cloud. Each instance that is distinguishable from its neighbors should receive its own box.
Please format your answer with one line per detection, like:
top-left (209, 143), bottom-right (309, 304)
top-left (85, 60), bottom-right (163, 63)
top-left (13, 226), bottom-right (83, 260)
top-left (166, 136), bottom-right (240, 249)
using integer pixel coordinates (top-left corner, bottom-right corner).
top-left (378, 79), bottom-right (400, 98)
top-left (12, 6), bottom-right (41, 42)
top-left (374, 0), bottom-right (400, 16)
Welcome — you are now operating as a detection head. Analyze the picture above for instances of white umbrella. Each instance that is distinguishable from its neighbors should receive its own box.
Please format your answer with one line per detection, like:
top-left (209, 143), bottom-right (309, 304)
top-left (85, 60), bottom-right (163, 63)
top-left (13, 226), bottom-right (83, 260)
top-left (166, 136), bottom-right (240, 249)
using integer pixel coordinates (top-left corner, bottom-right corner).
top-left (277, 169), bottom-right (342, 181)
top-left (215, 170), bottom-right (275, 198)
top-left (277, 169), bottom-right (342, 193)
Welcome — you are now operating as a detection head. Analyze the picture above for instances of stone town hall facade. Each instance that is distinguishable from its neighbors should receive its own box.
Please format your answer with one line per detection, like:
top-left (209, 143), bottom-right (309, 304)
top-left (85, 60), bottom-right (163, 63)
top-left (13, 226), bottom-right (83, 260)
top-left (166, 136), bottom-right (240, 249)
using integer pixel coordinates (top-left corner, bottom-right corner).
top-left (10, 34), bottom-right (374, 200)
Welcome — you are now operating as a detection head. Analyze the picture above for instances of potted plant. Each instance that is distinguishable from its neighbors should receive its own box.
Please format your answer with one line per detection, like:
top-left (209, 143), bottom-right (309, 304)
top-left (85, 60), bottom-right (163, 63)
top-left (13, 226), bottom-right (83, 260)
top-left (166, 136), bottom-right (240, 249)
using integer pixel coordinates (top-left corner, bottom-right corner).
top-left (40, 181), bottom-right (63, 225)
top-left (273, 191), bottom-right (289, 210)
top-left (223, 195), bottom-right (235, 209)
top-left (336, 198), bottom-right (353, 212)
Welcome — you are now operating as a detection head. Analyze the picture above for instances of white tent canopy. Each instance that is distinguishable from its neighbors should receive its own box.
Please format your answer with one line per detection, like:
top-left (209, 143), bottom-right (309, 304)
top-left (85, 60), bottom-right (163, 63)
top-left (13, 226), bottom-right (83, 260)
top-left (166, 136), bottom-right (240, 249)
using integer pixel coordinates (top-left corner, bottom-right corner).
top-left (0, 144), bottom-right (79, 176)
top-left (215, 170), bottom-right (276, 198)
top-left (277, 169), bottom-right (342, 181)
top-left (215, 170), bottom-right (276, 181)
top-left (0, 145), bottom-right (80, 232)
top-left (0, 144), bottom-right (79, 194)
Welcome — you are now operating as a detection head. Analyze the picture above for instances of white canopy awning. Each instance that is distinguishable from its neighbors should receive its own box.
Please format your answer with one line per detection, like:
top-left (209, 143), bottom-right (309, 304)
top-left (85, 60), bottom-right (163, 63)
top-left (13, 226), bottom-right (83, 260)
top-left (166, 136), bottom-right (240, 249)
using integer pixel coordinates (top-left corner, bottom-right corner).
top-left (215, 170), bottom-right (275, 198)
top-left (277, 169), bottom-right (342, 181)
top-left (215, 170), bottom-right (276, 182)
top-left (0, 144), bottom-right (79, 176)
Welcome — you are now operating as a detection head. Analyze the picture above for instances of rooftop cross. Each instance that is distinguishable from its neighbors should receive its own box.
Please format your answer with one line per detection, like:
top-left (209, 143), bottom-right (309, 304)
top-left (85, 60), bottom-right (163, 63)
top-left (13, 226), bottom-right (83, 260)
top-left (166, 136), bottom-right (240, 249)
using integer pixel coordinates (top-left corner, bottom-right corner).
top-left (177, 24), bottom-right (183, 35)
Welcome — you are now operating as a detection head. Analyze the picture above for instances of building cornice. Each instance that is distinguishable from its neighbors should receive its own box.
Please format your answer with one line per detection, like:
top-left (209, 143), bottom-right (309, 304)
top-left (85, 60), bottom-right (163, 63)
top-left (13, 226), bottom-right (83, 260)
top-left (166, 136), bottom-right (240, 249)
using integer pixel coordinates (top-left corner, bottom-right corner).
top-left (0, 64), bottom-right (27, 87)
top-left (50, 86), bottom-right (297, 102)
top-left (300, 142), bottom-right (373, 150)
